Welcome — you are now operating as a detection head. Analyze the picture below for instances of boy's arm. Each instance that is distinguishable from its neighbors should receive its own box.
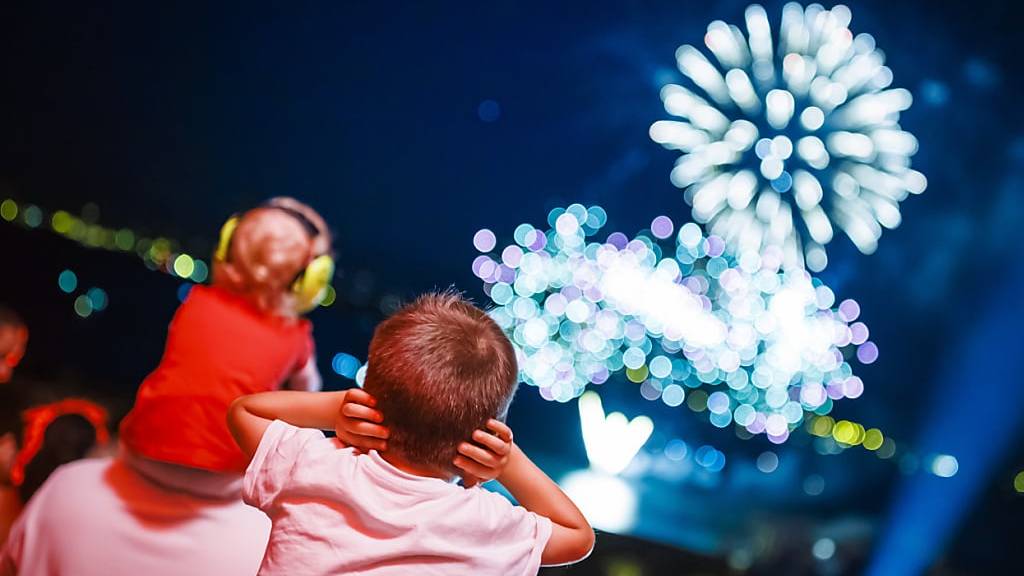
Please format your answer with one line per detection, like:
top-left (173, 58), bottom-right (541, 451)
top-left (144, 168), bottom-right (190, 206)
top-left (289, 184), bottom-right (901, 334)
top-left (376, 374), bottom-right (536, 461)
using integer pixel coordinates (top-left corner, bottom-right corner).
top-left (496, 445), bottom-right (595, 566)
top-left (228, 390), bottom-right (385, 461)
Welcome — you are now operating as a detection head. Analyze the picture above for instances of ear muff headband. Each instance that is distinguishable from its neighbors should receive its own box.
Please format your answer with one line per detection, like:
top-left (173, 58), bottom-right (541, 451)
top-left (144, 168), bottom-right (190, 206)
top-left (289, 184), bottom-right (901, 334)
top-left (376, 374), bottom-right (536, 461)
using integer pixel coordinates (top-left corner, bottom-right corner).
top-left (292, 254), bottom-right (335, 313)
top-left (215, 216), bottom-right (241, 262)
top-left (214, 209), bottom-right (334, 313)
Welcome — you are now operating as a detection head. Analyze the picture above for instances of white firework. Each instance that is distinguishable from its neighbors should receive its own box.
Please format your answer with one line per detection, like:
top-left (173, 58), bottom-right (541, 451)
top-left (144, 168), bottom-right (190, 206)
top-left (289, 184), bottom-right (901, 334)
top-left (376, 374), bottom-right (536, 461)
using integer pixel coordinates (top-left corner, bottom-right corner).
top-left (650, 3), bottom-right (927, 271)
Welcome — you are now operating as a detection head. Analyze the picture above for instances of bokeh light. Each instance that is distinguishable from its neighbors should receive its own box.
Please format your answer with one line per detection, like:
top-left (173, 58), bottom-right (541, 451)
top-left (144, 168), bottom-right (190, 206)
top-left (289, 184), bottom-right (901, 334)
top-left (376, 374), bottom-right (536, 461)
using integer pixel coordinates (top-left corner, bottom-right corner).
top-left (73, 294), bottom-right (93, 318)
top-left (477, 99), bottom-right (501, 123)
top-left (86, 287), bottom-right (109, 312)
top-left (476, 204), bottom-right (875, 443)
top-left (177, 283), bottom-right (193, 303)
top-left (51, 211), bottom-right (74, 234)
top-left (650, 3), bottom-right (926, 271)
top-left (331, 352), bottom-right (362, 379)
top-left (812, 537), bottom-right (836, 561)
top-left (190, 259), bottom-right (209, 283)
top-left (664, 438), bottom-right (688, 461)
top-left (173, 254), bottom-right (195, 278)
top-left (2, 198), bottom-right (212, 284)
top-left (863, 428), bottom-right (884, 450)
top-left (1014, 471), bottom-right (1024, 494)
top-left (756, 450), bottom-right (779, 473)
top-left (58, 270), bottom-right (78, 294)
top-left (804, 473), bottom-right (826, 496)
top-left (807, 414), bottom-right (891, 454)
top-left (695, 445), bottom-right (727, 472)
top-left (931, 454), bottom-right (959, 478)
top-left (473, 228), bottom-right (497, 252)
top-left (0, 199), bottom-right (17, 221)
top-left (22, 205), bottom-right (43, 228)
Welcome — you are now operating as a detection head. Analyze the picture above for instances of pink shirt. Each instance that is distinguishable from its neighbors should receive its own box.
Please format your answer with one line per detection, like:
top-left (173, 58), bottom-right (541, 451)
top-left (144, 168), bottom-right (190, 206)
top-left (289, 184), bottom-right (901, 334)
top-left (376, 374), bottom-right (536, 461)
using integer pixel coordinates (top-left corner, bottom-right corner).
top-left (244, 420), bottom-right (552, 576)
top-left (1, 457), bottom-right (270, 576)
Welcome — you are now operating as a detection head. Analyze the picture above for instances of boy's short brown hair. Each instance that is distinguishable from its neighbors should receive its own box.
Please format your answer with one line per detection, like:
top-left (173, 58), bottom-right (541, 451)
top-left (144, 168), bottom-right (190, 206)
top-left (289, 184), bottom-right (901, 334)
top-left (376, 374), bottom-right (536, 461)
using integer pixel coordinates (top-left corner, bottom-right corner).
top-left (363, 291), bottom-right (518, 474)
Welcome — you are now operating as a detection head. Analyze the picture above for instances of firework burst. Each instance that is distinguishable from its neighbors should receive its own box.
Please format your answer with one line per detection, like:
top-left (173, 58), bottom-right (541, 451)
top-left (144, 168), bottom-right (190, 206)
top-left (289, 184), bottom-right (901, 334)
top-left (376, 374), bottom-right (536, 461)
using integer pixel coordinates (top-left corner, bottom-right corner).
top-left (650, 3), bottom-right (927, 271)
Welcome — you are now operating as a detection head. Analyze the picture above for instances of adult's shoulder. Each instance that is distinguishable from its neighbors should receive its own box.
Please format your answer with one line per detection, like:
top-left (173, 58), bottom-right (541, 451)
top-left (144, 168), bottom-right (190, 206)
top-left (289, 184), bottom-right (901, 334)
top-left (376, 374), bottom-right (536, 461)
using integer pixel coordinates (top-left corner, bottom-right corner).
top-left (15, 457), bottom-right (114, 519)
top-left (36, 456), bottom-right (112, 487)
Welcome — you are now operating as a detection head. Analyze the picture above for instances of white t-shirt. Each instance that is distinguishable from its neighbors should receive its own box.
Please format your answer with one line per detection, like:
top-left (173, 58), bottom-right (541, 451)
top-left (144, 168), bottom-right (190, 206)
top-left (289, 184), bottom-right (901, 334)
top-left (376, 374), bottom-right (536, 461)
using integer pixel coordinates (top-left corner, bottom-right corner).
top-left (243, 420), bottom-right (552, 575)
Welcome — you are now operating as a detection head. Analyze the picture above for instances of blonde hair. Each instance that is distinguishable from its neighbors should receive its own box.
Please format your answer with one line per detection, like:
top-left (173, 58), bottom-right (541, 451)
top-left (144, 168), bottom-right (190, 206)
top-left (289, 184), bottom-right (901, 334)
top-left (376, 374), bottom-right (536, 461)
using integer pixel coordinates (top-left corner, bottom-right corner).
top-left (211, 199), bottom-right (330, 317)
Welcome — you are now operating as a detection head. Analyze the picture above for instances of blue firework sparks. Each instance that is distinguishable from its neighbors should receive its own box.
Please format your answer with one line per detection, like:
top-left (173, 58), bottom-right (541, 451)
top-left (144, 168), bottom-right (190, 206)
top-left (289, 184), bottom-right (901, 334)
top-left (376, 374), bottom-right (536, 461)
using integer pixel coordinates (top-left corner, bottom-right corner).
top-left (650, 3), bottom-right (927, 271)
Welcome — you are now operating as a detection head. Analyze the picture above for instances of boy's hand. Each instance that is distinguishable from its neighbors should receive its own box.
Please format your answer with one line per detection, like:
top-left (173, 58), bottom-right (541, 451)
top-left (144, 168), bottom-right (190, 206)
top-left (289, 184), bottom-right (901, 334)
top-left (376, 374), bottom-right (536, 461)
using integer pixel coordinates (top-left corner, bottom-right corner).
top-left (454, 419), bottom-right (513, 488)
top-left (335, 388), bottom-right (389, 452)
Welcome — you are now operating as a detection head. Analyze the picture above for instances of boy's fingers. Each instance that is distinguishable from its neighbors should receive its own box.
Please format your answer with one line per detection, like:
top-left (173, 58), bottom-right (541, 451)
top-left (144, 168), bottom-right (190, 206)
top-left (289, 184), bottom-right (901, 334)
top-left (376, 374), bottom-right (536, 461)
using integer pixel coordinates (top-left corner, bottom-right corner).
top-left (346, 388), bottom-right (377, 407)
top-left (453, 456), bottom-right (491, 479)
top-left (351, 421), bottom-right (389, 439)
top-left (457, 442), bottom-right (499, 468)
top-left (472, 429), bottom-right (511, 455)
top-left (342, 403), bottom-right (384, 423)
top-left (486, 419), bottom-right (513, 442)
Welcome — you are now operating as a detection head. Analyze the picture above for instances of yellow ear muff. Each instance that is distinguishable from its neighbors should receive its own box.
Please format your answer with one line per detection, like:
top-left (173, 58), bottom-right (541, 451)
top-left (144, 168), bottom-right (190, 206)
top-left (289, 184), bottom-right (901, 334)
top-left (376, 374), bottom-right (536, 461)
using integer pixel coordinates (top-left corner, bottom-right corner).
top-left (215, 216), bottom-right (241, 262)
top-left (292, 254), bottom-right (335, 313)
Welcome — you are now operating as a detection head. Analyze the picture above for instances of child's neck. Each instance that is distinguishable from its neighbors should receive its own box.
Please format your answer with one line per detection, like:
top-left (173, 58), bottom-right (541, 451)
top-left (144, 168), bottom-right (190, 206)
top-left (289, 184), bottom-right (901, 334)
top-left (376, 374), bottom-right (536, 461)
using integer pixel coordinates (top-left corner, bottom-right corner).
top-left (378, 450), bottom-right (453, 481)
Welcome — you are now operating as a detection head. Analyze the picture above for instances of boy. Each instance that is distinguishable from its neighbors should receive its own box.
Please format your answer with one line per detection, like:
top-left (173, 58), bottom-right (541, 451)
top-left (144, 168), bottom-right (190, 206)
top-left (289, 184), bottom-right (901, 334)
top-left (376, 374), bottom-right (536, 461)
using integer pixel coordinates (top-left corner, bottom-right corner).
top-left (229, 292), bottom-right (594, 575)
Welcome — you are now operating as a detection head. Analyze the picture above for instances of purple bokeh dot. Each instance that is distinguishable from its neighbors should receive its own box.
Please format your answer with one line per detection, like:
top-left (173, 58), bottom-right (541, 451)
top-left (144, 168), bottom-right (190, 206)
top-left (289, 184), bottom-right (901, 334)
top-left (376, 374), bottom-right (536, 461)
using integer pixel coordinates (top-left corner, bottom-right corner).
top-left (838, 299), bottom-right (861, 322)
top-left (606, 232), bottom-right (628, 250)
top-left (705, 235), bottom-right (725, 257)
top-left (857, 341), bottom-right (879, 365)
top-left (472, 229), bottom-right (496, 252)
top-left (850, 322), bottom-right (869, 345)
top-left (561, 285), bottom-right (582, 300)
top-left (498, 265), bottom-right (516, 283)
top-left (826, 380), bottom-right (845, 400)
top-left (748, 413), bottom-right (767, 434)
top-left (843, 376), bottom-right (865, 398)
top-left (527, 232), bottom-right (547, 252)
top-left (501, 245), bottom-right (523, 267)
top-left (472, 255), bottom-right (492, 278)
top-left (589, 366), bottom-right (610, 384)
top-left (650, 216), bottom-right (675, 239)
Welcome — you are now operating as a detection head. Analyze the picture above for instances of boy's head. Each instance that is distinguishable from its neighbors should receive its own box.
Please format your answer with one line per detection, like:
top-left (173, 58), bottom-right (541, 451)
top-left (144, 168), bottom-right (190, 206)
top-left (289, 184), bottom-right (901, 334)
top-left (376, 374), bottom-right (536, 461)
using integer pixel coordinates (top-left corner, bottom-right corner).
top-left (363, 292), bottom-right (518, 475)
top-left (212, 198), bottom-right (334, 316)
top-left (0, 306), bottom-right (28, 384)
